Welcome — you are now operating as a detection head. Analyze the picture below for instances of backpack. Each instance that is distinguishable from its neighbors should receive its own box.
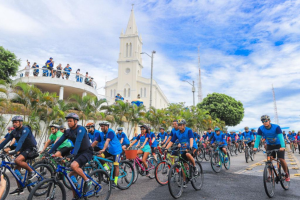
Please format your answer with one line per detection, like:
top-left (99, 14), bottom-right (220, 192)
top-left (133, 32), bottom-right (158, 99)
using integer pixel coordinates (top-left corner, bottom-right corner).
top-left (147, 133), bottom-right (153, 146)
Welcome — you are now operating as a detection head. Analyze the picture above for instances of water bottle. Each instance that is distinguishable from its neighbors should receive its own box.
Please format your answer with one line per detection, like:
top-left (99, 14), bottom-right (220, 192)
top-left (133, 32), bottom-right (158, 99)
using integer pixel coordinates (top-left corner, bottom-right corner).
top-left (15, 169), bottom-right (23, 180)
top-left (70, 176), bottom-right (79, 188)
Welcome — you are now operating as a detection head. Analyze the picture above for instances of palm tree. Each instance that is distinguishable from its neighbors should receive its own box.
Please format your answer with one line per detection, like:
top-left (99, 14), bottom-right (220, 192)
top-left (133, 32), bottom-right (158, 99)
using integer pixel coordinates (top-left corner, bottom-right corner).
top-left (68, 94), bottom-right (94, 125)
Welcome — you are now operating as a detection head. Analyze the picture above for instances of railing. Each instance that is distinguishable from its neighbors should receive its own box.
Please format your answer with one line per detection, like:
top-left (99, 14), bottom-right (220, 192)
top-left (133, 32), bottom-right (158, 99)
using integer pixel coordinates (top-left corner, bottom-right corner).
top-left (13, 68), bottom-right (97, 89)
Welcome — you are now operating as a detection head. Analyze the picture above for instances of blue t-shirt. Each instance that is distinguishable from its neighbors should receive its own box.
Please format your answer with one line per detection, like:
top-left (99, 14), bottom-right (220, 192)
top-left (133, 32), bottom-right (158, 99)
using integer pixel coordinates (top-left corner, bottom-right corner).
top-left (94, 130), bottom-right (105, 149)
top-left (4, 133), bottom-right (18, 147)
top-left (229, 133), bottom-right (236, 141)
top-left (150, 132), bottom-right (157, 147)
top-left (95, 128), bottom-right (122, 155)
top-left (116, 132), bottom-right (130, 145)
top-left (157, 132), bottom-right (167, 142)
top-left (287, 134), bottom-right (295, 141)
top-left (131, 136), bottom-right (138, 146)
top-left (46, 60), bottom-right (53, 67)
top-left (64, 67), bottom-right (72, 74)
top-left (238, 133), bottom-right (243, 140)
top-left (207, 132), bottom-right (215, 140)
top-left (211, 133), bottom-right (227, 147)
top-left (296, 135), bottom-right (300, 141)
top-left (136, 133), bottom-right (151, 146)
top-left (257, 124), bottom-right (282, 145)
top-left (170, 127), bottom-right (197, 152)
top-left (243, 131), bottom-right (254, 142)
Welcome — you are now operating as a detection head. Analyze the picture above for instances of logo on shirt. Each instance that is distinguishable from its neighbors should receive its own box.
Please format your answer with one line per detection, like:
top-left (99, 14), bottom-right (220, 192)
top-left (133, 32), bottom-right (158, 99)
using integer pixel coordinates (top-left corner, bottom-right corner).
top-left (23, 130), bottom-right (26, 133)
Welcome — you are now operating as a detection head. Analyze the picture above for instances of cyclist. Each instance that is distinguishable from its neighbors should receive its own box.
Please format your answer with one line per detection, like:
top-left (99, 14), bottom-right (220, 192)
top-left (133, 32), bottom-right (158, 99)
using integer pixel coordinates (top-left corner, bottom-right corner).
top-left (253, 115), bottom-right (289, 181)
top-left (0, 127), bottom-right (18, 153)
top-left (296, 131), bottom-right (300, 154)
top-left (165, 119), bottom-right (198, 178)
top-left (86, 122), bottom-right (104, 151)
top-left (251, 129), bottom-right (257, 141)
top-left (163, 120), bottom-right (179, 146)
top-left (149, 127), bottom-right (158, 160)
top-left (166, 130), bottom-right (171, 140)
top-left (41, 124), bottom-right (73, 158)
top-left (287, 131), bottom-right (296, 152)
top-left (229, 131), bottom-right (238, 149)
top-left (48, 113), bottom-right (93, 198)
top-left (128, 125), bottom-right (151, 176)
top-left (91, 121), bottom-right (122, 186)
top-left (243, 127), bottom-right (254, 148)
top-left (207, 128), bottom-right (215, 141)
top-left (157, 127), bottom-right (168, 145)
top-left (116, 127), bottom-right (130, 151)
top-left (0, 116), bottom-right (38, 195)
top-left (211, 127), bottom-right (228, 166)
top-left (283, 131), bottom-right (287, 144)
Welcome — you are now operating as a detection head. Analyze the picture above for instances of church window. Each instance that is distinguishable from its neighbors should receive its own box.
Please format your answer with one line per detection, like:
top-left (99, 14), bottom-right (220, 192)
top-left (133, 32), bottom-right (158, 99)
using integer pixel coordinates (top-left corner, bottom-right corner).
top-left (128, 88), bottom-right (130, 97)
top-left (126, 43), bottom-right (128, 57)
top-left (124, 88), bottom-right (126, 97)
top-left (129, 43), bottom-right (132, 57)
top-left (140, 88), bottom-right (143, 97)
top-left (144, 88), bottom-right (146, 97)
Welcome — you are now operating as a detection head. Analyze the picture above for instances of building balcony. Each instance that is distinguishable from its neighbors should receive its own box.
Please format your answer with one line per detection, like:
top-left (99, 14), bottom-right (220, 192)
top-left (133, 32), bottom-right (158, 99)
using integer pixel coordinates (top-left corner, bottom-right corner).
top-left (12, 68), bottom-right (98, 100)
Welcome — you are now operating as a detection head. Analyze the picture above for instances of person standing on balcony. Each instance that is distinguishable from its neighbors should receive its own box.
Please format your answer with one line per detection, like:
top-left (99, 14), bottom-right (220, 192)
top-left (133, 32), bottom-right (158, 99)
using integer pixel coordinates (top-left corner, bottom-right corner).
top-left (76, 69), bottom-right (82, 82)
top-left (56, 64), bottom-right (62, 78)
top-left (63, 64), bottom-right (72, 80)
top-left (25, 60), bottom-right (30, 77)
top-left (46, 57), bottom-right (55, 78)
top-left (32, 62), bottom-right (39, 76)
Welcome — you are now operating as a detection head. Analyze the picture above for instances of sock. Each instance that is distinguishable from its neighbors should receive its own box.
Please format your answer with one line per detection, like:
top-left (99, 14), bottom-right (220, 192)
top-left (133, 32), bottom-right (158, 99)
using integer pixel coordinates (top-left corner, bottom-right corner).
top-left (103, 163), bottom-right (110, 170)
top-left (225, 155), bottom-right (228, 158)
top-left (114, 176), bottom-right (118, 185)
top-left (218, 161), bottom-right (221, 165)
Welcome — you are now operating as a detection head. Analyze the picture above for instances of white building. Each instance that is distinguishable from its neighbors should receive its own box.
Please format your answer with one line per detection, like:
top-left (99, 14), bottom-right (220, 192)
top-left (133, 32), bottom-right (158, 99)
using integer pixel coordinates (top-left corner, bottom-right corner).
top-left (104, 8), bottom-right (169, 109)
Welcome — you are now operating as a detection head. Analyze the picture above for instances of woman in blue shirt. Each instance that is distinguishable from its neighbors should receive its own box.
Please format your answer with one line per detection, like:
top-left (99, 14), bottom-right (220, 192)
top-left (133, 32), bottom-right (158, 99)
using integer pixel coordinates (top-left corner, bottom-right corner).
top-left (128, 125), bottom-right (151, 176)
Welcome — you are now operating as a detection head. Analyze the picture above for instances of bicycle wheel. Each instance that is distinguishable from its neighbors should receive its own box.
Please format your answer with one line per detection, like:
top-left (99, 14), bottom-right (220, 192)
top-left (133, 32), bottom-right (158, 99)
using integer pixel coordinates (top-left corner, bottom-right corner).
top-left (224, 153), bottom-right (230, 170)
top-left (292, 144), bottom-right (294, 153)
top-left (131, 161), bottom-right (139, 183)
top-left (204, 149), bottom-right (210, 161)
top-left (250, 149), bottom-right (255, 161)
top-left (117, 160), bottom-right (134, 190)
top-left (168, 163), bottom-right (183, 199)
top-left (156, 153), bottom-right (163, 164)
top-left (263, 165), bottom-right (275, 198)
top-left (0, 173), bottom-right (10, 200)
top-left (196, 148), bottom-right (204, 162)
top-left (155, 161), bottom-right (171, 185)
top-left (27, 163), bottom-right (54, 196)
top-left (211, 152), bottom-right (221, 173)
top-left (86, 169), bottom-right (111, 200)
top-left (279, 165), bottom-right (290, 190)
top-left (27, 178), bottom-right (66, 200)
top-left (147, 157), bottom-right (158, 179)
top-left (191, 161), bottom-right (204, 190)
top-left (229, 145), bottom-right (234, 156)
top-left (245, 148), bottom-right (249, 163)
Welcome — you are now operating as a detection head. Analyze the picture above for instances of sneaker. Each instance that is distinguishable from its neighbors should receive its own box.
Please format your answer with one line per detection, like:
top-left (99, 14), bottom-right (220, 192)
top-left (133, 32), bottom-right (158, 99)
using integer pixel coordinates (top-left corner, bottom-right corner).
top-left (193, 166), bottom-right (198, 176)
top-left (285, 174), bottom-right (290, 182)
top-left (28, 171), bottom-right (38, 181)
top-left (111, 182), bottom-right (118, 189)
top-left (83, 180), bottom-right (93, 193)
top-left (183, 182), bottom-right (187, 188)
top-left (10, 188), bottom-right (24, 195)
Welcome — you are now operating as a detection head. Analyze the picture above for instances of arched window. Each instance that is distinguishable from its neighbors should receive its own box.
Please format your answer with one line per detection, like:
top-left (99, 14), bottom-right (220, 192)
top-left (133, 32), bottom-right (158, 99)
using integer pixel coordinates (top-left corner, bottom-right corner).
top-left (126, 43), bottom-right (128, 57)
top-left (111, 89), bottom-right (112, 97)
top-left (124, 88), bottom-right (126, 97)
top-left (129, 43), bottom-right (132, 57)
top-left (114, 89), bottom-right (116, 97)
top-left (144, 88), bottom-right (146, 97)
top-left (140, 88), bottom-right (143, 97)
top-left (128, 88), bottom-right (130, 97)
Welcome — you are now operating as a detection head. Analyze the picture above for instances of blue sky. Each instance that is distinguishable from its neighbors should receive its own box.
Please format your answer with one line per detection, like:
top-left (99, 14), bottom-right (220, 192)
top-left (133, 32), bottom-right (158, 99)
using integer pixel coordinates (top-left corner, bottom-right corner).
top-left (0, 0), bottom-right (300, 130)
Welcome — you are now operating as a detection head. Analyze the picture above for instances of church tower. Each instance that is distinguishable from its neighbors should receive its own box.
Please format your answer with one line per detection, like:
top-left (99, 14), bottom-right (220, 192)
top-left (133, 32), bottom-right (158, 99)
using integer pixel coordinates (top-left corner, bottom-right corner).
top-left (117, 6), bottom-right (143, 100)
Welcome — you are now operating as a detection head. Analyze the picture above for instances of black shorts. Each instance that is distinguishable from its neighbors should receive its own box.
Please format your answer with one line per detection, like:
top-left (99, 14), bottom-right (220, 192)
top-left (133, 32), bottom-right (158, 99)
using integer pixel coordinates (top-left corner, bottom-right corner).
top-left (58, 147), bottom-right (74, 157)
top-left (48, 66), bottom-right (53, 70)
top-left (181, 148), bottom-right (196, 163)
top-left (103, 151), bottom-right (121, 165)
top-left (74, 150), bottom-right (93, 168)
top-left (20, 148), bottom-right (38, 160)
top-left (151, 146), bottom-right (157, 153)
top-left (267, 144), bottom-right (284, 159)
top-left (93, 146), bottom-right (102, 152)
top-left (5, 145), bottom-right (16, 150)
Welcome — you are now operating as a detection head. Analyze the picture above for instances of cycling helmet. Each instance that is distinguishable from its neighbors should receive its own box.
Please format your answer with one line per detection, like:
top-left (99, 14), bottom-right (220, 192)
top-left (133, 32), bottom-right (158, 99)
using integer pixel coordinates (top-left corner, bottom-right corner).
top-left (244, 127), bottom-right (249, 130)
top-left (117, 127), bottom-right (123, 131)
top-left (215, 127), bottom-right (220, 131)
top-left (49, 124), bottom-right (60, 129)
top-left (85, 122), bottom-right (95, 127)
top-left (7, 126), bottom-right (14, 131)
top-left (99, 121), bottom-right (109, 126)
top-left (11, 116), bottom-right (23, 122)
top-left (59, 125), bottom-right (65, 129)
top-left (261, 115), bottom-right (270, 121)
top-left (139, 125), bottom-right (148, 129)
top-left (159, 127), bottom-right (165, 130)
top-left (178, 119), bottom-right (186, 125)
top-left (167, 130), bottom-right (170, 133)
top-left (65, 113), bottom-right (79, 121)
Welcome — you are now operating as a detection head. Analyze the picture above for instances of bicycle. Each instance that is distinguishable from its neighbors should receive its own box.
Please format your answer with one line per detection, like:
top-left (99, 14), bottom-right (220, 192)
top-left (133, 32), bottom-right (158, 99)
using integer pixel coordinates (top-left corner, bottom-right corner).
top-left (228, 141), bottom-right (238, 156)
top-left (167, 149), bottom-right (204, 199)
top-left (210, 143), bottom-right (230, 173)
top-left (290, 141), bottom-right (295, 153)
top-left (0, 152), bottom-right (53, 199)
top-left (244, 140), bottom-right (254, 163)
top-left (237, 140), bottom-right (244, 153)
top-left (204, 143), bottom-right (212, 161)
top-left (195, 142), bottom-right (205, 162)
top-left (27, 157), bottom-right (111, 200)
top-left (262, 149), bottom-right (290, 198)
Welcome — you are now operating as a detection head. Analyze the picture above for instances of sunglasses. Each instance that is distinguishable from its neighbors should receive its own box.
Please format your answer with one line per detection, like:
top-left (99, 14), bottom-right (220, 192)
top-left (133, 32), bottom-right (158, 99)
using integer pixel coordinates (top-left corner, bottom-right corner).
top-left (118, 130), bottom-right (122, 131)
top-left (140, 128), bottom-right (145, 130)
top-left (178, 124), bottom-right (183, 126)
top-left (262, 120), bottom-right (269, 123)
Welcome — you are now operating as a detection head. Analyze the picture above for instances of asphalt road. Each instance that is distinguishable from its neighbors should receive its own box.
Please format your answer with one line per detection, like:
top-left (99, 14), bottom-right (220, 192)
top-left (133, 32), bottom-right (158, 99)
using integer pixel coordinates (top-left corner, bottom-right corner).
top-left (5, 148), bottom-right (300, 200)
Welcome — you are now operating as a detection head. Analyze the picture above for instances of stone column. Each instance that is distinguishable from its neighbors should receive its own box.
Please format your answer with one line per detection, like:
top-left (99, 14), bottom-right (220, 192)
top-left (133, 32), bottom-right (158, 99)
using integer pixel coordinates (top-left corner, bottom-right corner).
top-left (59, 86), bottom-right (64, 100)
top-left (82, 91), bottom-right (87, 98)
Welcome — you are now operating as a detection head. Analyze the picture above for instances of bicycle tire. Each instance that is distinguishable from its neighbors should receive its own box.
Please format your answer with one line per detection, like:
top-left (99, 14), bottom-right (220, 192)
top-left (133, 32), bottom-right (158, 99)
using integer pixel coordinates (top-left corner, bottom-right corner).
top-left (32, 160), bottom-right (56, 172)
top-left (132, 161), bottom-right (139, 183)
top-left (147, 157), bottom-right (158, 179)
top-left (155, 160), bottom-right (171, 185)
top-left (168, 163), bottom-right (183, 199)
top-left (204, 149), bottom-right (210, 161)
top-left (117, 160), bottom-right (134, 190)
top-left (27, 178), bottom-right (66, 200)
top-left (263, 165), bottom-right (275, 198)
top-left (211, 152), bottom-right (221, 173)
top-left (292, 144), bottom-right (294, 153)
top-left (0, 173), bottom-right (10, 200)
top-left (196, 148), bottom-right (204, 162)
top-left (224, 153), bottom-right (230, 170)
top-left (191, 161), bottom-right (204, 190)
top-left (87, 169), bottom-right (111, 200)
top-left (245, 148), bottom-right (249, 163)
top-left (250, 149), bottom-right (255, 161)
top-left (279, 165), bottom-right (290, 190)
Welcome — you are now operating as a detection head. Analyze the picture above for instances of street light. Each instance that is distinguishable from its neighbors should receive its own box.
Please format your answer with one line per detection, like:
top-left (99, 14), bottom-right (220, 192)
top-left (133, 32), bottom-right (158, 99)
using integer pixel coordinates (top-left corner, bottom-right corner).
top-left (141, 51), bottom-right (156, 109)
top-left (183, 80), bottom-right (195, 106)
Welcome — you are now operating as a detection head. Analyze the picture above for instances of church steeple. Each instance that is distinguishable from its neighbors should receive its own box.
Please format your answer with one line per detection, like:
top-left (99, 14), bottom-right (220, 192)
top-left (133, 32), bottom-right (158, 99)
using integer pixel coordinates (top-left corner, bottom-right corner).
top-left (125, 5), bottom-right (138, 35)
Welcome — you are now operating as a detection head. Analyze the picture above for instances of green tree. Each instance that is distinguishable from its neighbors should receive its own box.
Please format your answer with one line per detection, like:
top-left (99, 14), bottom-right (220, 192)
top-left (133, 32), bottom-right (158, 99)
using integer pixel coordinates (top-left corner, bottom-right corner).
top-left (197, 93), bottom-right (244, 126)
top-left (0, 46), bottom-right (20, 83)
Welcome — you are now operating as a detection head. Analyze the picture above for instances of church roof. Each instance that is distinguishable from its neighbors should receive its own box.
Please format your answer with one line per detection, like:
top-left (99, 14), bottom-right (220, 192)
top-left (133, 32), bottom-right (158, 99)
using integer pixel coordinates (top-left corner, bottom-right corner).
top-left (125, 7), bottom-right (138, 35)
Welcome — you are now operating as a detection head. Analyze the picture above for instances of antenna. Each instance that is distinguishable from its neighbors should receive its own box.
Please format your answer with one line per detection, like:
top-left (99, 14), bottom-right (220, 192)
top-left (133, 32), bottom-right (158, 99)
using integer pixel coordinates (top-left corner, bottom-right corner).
top-left (198, 45), bottom-right (203, 103)
top-left (272, 84), bottom-right (279, 124)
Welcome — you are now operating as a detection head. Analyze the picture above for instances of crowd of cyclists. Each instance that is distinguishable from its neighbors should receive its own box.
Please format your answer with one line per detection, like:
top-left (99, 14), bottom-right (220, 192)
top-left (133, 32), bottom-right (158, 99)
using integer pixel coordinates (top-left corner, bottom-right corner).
top-left (0, 113), bottom-right (298, 199)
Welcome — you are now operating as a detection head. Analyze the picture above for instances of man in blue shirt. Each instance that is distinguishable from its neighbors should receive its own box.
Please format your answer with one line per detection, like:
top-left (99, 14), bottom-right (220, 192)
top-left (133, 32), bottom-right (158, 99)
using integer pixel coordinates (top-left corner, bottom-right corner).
top-left (62, 64), bottom-right (72, 80)
top-left (157, 127), bottom-right (167, 145)
top-left (48, 113), bottom-right (94, 197)
top-left (211, 127), bottom-right (228, 166)
top-left (251, 129), bottom-right (257, 141)
top-left (283, 131), bottom-right (287, 142)
top-left (46, 57), bottom-right (55, 78)
top-left (149, 126), bottom-right (158, 159)
top-left (287, 131), bottom-right (296, 151)
top-left (0, 116), bottom-right (38, 195)
top-left (92, 121), bottom-right (122, 186)
top-left (116, 127), bottom-right (130, 151)
top-left (0, 127), bottom-right (17, 153)
top-left (243, 127), bottom-right (254, 148)
top-left (206, 128), bottom-right (215, 141)
top-left (86, 122), bottom-right (104, 151)
top-left (254, 115), bottom-right (289, 182)
top-left (229, 131), bottom-right (238, 149)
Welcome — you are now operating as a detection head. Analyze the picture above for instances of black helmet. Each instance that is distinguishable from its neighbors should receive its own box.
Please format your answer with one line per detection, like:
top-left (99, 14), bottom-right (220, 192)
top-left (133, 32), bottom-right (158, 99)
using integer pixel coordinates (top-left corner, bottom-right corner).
top-left (117, 127), bottom-right (123, 131)
top-left (99, 121), bottom-right (109, 126)
top-left (178, 119), bottom-right (186, 125)
top-left (49, 124), bottom-right (60, 129)
top-left (65, 113), bottom-right (79, 120)
top-left (12, 116), bottom-right (23, 122)
top-left (261, 115), bottom-right (270, 121)
top-left (244, 126), bottom-right (249, 130)
top-left (59, 125), bottom-right (65, 129)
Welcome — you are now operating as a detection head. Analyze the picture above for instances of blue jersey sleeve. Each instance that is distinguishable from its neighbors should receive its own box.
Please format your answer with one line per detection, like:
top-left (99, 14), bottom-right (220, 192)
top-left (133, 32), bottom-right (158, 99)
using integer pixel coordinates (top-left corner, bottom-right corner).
top-left (257, 128), bottom-right (263, 136)
top-left (49, 134), bottom-right (67, 154)
top-left (222, 134), bottom-right (226, 143)
top-left (187, 129), bottom-right (193, 139)
top-left (211, 136), bottom-right (215, 144)
top-left (171, 133), bottom-right (178, 143)
top-left (95, 133), bottom-right (102, 142)
top-left (73, 129), bottom-right (85, 155)
top-left (121, 133), bottom-right (126, 139)
top-left (136, 135), bottom-right (141, 141)
top-left (275, 126), bottom-right (282, 134)
top-left (107, 132), bottom-right (114, 140)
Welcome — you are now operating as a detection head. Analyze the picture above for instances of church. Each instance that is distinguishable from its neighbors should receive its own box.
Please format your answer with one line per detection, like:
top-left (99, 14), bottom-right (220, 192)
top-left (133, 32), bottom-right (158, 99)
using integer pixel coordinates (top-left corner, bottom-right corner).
top-left (105, 8), bottom-right (169, 109)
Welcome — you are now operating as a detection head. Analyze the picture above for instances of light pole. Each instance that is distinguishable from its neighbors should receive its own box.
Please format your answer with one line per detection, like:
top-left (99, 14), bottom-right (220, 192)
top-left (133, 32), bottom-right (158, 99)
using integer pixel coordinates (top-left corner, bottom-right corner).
top-left (183, 80), bottom-right (195, 106)
top-left (141, 51), bottom-right (156, 109)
